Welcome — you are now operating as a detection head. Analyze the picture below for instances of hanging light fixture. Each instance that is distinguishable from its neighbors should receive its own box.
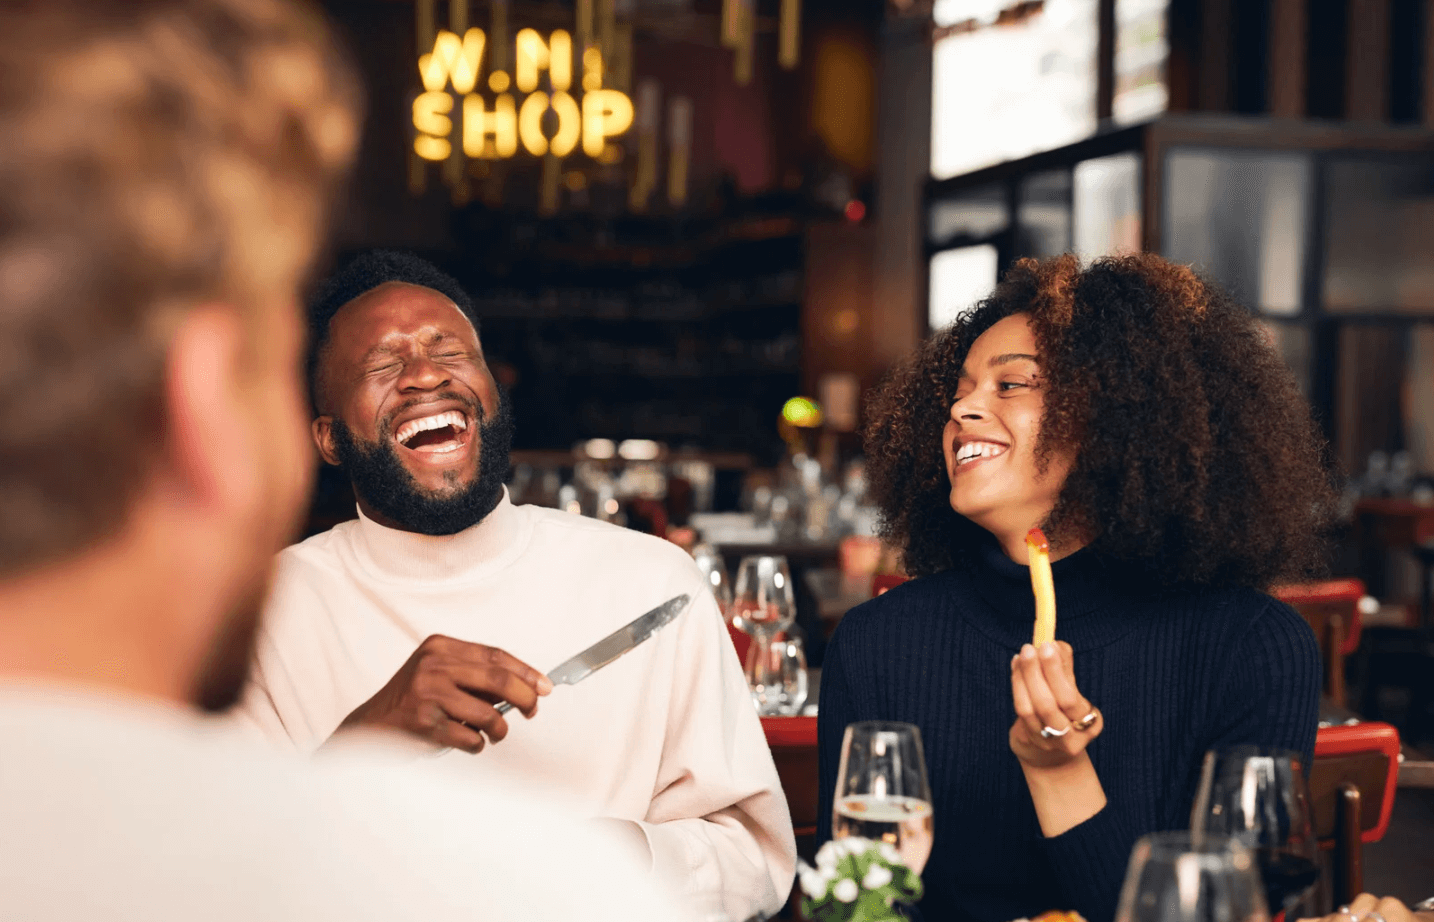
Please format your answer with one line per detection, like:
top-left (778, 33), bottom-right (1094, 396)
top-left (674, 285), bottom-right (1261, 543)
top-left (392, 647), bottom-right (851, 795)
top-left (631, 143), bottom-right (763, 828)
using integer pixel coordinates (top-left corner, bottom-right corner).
top-left (721, 0), bottom-right (801, 82)
top-left (779, 0), bottom-right (801, 70)
top-left (666, 96), bottom-right (692, 207)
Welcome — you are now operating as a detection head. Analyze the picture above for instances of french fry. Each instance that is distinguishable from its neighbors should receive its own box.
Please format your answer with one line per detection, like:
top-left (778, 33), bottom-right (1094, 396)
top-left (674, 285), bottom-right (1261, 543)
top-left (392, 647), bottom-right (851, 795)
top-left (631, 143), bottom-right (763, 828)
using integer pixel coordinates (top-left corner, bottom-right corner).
top-left (1025, 527), bottom-right (1056, 646)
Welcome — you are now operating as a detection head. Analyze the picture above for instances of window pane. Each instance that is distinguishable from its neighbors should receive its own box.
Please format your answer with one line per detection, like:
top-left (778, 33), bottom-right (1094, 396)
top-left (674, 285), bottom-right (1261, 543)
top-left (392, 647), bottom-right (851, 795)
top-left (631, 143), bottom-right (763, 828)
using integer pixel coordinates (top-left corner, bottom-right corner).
top-left (1163, 148), bottom-right (1310, 315)
top-left (930, 245), bottom-right (999, 330)
top-left (1074, 152), bottom-right (1142, 259)
top-left (1017, 169), bottom-right (1073, 258)
top-left (930, 0), bottom-right (1098, 179)
top-left (1113, 0), bottom-right (1170, 124)
top-left (1323, 156), bottom-right (1434, 315)
top-left (929, 184), bottom-right (1008, 247)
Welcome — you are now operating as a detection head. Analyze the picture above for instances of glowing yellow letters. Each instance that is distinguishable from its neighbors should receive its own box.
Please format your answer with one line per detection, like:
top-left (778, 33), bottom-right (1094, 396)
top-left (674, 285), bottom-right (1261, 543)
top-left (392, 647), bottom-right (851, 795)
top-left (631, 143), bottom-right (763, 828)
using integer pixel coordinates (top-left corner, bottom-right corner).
top-left (413, 92), bottom-right (454, 161)
top-left (515, 29), bottom-right (572, 93)
top-left (582, 89), bottom-right (634, 157)
top-left (518, 91), bottom-right (582, 157)
top-left (464, 93), bottom-right (517, 158)
top-left (419, 29), bottom-right (485, 94)
top-left (413, 28), bottom-right (629, 162)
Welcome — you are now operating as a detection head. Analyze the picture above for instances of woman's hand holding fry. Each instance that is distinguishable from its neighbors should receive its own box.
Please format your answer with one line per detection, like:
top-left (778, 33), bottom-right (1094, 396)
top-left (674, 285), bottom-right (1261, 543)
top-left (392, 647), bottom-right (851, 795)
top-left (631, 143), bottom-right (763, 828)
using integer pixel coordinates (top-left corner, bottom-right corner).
top-left (1009, 640), bottom-right (1103, 769)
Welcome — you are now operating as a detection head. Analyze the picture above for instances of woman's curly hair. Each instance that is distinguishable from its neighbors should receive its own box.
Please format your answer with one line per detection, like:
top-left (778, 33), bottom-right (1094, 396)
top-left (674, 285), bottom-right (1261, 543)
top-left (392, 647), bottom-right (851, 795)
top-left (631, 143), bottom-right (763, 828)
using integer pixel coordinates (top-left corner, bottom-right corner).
top-left (865, 253), bottom-right (1337, 589)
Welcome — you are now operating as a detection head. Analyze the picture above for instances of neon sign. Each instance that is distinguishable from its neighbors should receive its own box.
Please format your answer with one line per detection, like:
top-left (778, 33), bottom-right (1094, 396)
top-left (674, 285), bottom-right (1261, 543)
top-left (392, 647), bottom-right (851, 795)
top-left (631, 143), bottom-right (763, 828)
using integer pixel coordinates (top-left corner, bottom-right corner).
top-left (413, 28), bottom-right (633, 162)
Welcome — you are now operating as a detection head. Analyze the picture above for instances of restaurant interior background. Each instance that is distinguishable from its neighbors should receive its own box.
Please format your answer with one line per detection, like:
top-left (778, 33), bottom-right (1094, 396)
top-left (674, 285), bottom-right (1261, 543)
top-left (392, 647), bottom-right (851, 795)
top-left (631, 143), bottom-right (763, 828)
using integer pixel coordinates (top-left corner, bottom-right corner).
top-left (311, 0), bottom-right (1434, 895)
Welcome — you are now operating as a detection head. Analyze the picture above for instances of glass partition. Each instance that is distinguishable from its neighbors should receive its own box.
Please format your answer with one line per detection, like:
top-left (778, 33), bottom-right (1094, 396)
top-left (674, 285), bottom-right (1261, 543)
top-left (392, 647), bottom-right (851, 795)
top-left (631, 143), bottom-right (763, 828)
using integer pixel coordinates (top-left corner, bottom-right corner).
top-left (929, 184), bottom-right (1008, 247)
top-left (1163, 148), bottom-right (1310, 315)
top-left (1017, 169), bottom-right (1073, 258)
top-left (1074, 152), bottom-right (1142, 259)
top-left (1323, 156), bottom-right (1434, 315)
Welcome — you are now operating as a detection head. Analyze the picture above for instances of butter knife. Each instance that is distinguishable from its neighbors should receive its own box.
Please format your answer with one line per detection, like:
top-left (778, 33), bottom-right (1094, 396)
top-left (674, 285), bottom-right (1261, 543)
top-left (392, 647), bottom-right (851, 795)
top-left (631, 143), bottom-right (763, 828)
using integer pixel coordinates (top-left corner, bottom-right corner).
top-left (493, 593), bottom-right (690, 714)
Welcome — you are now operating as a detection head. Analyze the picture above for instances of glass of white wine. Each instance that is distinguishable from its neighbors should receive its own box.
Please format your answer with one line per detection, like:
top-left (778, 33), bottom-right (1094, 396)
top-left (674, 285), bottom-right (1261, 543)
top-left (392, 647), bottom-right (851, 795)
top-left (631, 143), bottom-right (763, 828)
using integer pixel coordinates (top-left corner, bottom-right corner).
top-left (832, 721), bottom-right (934, 874)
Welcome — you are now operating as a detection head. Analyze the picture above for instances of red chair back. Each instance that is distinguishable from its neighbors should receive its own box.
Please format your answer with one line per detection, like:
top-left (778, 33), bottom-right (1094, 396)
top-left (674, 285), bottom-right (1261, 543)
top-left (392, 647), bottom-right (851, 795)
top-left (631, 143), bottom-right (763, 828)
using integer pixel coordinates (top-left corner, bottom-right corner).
top-left (1273, 579), bottom-right (1365, 656)
top-left (1310, 721), bottom-right (1401, 906)
top-left (1274, 579), bottom-right (1366, 708)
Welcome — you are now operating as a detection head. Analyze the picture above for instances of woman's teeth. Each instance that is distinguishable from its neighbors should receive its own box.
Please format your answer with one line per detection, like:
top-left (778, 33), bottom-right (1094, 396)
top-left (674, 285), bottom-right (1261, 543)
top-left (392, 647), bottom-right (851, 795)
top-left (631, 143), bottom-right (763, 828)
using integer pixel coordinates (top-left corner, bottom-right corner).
top-left (955, 441), bottom-right (1007, 465)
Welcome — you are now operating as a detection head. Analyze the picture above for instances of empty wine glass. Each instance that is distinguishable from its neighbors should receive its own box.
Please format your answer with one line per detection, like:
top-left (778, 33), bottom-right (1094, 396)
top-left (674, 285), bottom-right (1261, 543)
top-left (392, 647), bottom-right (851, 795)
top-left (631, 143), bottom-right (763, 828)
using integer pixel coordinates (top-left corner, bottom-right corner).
top-left (832, 721), bottom-right (934, 874)
top-left (1117, 832), bottom-right (1268, 922)
top-left (750, 635), bottom-right (808, 716)
top-left (690, 543), bottom-right (733, 622)
top-left (1190, 747), bottom-right (1319, 918)
top-left (733, 555), bottom-right (796, 715)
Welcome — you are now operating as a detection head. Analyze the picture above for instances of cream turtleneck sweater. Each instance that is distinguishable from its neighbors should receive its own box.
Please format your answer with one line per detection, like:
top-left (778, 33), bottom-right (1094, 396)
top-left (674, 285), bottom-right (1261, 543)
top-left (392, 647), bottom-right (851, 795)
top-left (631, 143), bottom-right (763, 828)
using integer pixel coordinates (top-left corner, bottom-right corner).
top-left (240, 491), bottom-right (795, 922)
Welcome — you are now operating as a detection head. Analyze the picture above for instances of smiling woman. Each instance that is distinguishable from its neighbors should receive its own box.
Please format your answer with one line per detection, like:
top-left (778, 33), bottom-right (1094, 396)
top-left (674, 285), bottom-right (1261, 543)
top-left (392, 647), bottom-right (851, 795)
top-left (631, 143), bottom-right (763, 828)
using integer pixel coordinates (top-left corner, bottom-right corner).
top-left (817, 253), bottom-right (1334, 922)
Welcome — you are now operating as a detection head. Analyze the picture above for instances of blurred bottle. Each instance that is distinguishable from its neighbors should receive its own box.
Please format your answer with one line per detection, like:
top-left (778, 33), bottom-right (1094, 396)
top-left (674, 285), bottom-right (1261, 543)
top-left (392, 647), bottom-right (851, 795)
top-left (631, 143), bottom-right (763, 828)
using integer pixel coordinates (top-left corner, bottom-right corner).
top-left (1390, 451), bottom-right (1414, 498)
top-left (1363, 450), bottom-right (1391, 497)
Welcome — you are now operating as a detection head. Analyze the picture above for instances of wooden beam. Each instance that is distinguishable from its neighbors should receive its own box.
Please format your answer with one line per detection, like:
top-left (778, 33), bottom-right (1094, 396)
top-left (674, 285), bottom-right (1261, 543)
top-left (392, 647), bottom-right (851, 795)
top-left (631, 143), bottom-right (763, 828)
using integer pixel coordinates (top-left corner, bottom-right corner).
top-left (1097, 0), bottom-right (1115, 121)
top-left (1346, 0), bottom-right (1391, 121)
top-left (1424, 0), bottom-right (1434, 124)
top-left (1270, 0), bottom-right (1308, 116)
top-left (1199, 0), bottom-right (1234, 110)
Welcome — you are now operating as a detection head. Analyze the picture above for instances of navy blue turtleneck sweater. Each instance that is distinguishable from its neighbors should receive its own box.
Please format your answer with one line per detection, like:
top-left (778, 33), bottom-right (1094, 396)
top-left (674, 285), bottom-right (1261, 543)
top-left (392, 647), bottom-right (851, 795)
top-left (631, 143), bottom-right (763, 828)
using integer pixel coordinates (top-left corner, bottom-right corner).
top-left (816, 539), bottom-right (1321, 922)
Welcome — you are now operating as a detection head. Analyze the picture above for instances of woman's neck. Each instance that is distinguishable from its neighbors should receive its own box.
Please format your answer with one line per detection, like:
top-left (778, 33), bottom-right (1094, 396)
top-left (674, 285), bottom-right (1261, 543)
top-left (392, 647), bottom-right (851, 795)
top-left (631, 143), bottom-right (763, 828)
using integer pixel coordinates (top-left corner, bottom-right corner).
top-left (992, 524), bottom-right (1087, 565)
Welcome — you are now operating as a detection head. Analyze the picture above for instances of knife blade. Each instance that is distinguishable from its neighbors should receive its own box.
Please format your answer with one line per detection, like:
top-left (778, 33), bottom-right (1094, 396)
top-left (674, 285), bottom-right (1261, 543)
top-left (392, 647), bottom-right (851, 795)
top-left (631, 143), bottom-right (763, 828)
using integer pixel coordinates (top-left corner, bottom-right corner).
top-left (493, 593), bottom-right (690, 715)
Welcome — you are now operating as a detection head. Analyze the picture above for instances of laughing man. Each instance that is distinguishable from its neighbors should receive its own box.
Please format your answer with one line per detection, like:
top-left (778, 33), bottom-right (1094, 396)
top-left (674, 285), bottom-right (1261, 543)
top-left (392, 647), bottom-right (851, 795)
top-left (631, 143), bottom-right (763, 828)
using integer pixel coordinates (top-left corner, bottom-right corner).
top-left (241, 250), bottom-right (796, 922)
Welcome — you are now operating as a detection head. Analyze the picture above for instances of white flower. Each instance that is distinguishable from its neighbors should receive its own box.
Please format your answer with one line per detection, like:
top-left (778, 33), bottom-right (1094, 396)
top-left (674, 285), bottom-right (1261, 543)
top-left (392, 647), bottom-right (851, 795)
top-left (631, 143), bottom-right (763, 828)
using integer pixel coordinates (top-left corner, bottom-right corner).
top-left (799, 869), bottom-right (828, 899)
top-left (815, 841), bottom-right (840, 871)
top-left (878, 843), bottom-right (901, 865)
top-left (839, 836), bottom-right (870, 856)
top-left (862, 864), bottom-right (893, 889)
top-left (833, 878), bottom-right (859, 903)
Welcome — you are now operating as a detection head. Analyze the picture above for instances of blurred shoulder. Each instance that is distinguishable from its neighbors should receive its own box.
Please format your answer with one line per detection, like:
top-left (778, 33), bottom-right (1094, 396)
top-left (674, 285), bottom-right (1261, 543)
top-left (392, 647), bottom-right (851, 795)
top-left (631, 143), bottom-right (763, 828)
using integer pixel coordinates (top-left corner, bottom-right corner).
top-left (518, 504), bottom-right (701, 575)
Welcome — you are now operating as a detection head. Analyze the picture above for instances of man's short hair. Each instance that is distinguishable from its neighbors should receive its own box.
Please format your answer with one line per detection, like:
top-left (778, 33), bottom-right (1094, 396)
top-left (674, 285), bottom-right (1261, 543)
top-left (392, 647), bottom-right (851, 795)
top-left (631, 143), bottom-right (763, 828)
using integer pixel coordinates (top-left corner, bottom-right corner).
top-left (0, 0), bottom-right (360, 573)
top-left (306, 250), bottom-right (481, 413)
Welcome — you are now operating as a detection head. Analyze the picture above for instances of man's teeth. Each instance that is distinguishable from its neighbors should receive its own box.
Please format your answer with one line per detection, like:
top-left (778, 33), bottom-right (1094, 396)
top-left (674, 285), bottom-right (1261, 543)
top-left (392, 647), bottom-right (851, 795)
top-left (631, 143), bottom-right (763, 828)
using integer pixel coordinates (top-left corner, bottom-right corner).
top-left (395, 410), bottom-right (468, 446)
top-left (956, 441), bottom-right (1006, 464)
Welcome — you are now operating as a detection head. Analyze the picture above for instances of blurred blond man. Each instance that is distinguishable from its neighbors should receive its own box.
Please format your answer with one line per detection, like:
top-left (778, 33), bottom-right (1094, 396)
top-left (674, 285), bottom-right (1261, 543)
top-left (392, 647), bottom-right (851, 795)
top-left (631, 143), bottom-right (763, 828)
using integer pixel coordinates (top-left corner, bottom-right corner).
top-left (0, 2), bottom-right (688, 920)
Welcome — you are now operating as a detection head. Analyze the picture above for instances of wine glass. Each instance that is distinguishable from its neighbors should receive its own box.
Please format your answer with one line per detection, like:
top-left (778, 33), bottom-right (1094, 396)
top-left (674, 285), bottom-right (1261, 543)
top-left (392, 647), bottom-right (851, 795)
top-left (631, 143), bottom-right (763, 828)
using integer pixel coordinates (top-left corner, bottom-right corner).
top-left (1117, 832), bottom-right (1269, 922)
top-left (731, 554), bottom-right (794, 635)
top-left (732, 555), bottom-right (796, 713)
top-left (750, 635), bottom-right (808, 716)
top-left (1190, 747), bottom-right (1320, 918)
top-left (690, 543), bottom-right (733, 622)
top-left (832, 721), bottom-right (934, 874)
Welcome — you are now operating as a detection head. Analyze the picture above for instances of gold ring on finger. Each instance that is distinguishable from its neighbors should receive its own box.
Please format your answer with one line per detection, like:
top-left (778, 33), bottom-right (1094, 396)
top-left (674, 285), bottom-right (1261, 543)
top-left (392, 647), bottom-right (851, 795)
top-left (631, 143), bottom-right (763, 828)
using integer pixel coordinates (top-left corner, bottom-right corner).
top-left (1072, 708), bottom-right (1100, 731)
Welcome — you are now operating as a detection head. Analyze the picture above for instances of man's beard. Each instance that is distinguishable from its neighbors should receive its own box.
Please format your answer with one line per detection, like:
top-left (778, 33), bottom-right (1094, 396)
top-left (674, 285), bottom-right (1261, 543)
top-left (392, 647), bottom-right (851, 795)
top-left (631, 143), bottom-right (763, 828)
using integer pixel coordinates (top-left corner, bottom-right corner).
top-left (330, 388), bottom-right (515, 536)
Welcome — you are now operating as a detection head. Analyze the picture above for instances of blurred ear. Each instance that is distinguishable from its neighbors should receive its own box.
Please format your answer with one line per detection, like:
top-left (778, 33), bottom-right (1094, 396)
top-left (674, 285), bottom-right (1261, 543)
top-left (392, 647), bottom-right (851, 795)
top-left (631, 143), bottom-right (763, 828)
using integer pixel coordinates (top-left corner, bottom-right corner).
top-left (312, 415), bottom-right (341, 466)
top-left (164, 305), bottom-right (259, 513)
